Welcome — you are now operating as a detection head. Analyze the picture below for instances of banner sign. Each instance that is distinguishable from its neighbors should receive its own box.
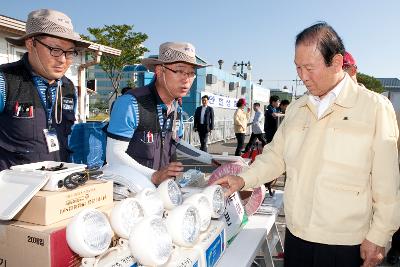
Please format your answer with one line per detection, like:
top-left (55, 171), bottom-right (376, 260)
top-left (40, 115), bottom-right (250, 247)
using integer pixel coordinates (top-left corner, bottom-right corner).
top-left (201, 92), bottom-right (238, 110)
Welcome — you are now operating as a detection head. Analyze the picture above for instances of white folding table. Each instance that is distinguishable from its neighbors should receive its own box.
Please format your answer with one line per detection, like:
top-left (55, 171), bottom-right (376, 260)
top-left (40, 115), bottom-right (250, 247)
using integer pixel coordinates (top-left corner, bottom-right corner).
top-left (217, 190), bottom-right (284, 267)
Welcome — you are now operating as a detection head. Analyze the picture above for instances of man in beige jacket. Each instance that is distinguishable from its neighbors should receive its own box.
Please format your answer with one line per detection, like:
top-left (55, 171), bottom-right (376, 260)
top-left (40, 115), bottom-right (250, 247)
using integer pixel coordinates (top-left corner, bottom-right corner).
top-left (215, 22), bottom-right (400, 267)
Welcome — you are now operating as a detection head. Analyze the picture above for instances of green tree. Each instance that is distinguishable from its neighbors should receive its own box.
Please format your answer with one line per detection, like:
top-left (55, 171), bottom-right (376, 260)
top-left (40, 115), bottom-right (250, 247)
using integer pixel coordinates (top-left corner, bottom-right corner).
top-left (126, 79), bottom-right (136, 89)
top-left (81, 24), bottom-right (148, 103)
top-left (357, 72), bottom-right (384, 93)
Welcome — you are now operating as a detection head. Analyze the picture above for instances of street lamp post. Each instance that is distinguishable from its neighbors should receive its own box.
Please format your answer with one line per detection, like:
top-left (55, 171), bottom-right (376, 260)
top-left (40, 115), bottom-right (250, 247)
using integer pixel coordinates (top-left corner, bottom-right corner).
top-left (232, 61), bottom-right (252, 80)
top-left (218, 59), bottom-right (224, 69)
top-left (232, 61), bottom-right (253, 112)
top-left (292, 76), bottom-right (303, 99)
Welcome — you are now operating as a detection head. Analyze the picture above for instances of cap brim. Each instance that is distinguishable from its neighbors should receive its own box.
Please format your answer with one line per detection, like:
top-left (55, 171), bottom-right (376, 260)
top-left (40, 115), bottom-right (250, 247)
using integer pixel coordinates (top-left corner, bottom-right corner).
top-left (6, 32), bottom-right (91, 48)
top-left (140, 58), bottom-right (164, 72)
top-left (141, 56), bottom-right (209, 72)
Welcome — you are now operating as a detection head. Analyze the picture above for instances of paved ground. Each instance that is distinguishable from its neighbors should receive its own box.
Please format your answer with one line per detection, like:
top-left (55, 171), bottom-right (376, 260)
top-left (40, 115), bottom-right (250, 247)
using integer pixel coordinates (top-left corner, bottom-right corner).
top-left (178, 137), bottom-right (398, 267)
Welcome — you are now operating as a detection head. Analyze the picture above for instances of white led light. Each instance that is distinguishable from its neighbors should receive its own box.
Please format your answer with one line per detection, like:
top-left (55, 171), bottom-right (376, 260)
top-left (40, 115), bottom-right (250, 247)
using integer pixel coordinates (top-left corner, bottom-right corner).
top-left (129, 216), bottom-right (173, 266)
top-left (157, 178), bottom-right (182, 210)
top-left (137, 188), bottom-right (164, 217)
top-left (183, 193), bottom-right (212, 232)
top-left (66, 208), bottom-right (113, 258)
top-left (110, 198), bottom-right (144, 239)
top-left (165, 204), bottom-right (201, 247)
top-left (203, 185), bottom-right (226, 218)
top-left (81, 239), bottom-right (137, 267)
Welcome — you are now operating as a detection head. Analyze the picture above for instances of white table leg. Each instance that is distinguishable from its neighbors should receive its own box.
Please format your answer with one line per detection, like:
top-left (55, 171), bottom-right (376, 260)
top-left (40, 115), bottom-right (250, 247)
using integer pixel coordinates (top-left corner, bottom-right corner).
top-left (268, 222), bottom-right (283, 255)
top-left (261, 237), bottom-right (275, 267)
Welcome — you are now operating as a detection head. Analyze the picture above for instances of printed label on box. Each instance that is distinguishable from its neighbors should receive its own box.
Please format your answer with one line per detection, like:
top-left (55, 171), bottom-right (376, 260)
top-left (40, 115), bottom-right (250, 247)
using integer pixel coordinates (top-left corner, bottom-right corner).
top-left (205, 229), bottom-right (225, 267)
top-left (60, 194), bottom-right (109, 215)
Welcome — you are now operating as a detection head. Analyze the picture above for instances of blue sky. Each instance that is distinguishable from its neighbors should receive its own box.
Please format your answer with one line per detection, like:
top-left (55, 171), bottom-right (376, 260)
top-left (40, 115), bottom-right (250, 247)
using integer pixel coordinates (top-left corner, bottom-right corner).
top-left (2, 0), bottom-right (399, 95)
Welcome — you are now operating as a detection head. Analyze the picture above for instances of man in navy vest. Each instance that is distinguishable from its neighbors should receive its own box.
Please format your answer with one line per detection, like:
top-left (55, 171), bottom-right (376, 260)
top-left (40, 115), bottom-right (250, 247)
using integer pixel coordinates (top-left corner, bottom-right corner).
top-left (0, 9), bottom-right (90, 171)
top-left (106, 42), bottom-right (207, 188)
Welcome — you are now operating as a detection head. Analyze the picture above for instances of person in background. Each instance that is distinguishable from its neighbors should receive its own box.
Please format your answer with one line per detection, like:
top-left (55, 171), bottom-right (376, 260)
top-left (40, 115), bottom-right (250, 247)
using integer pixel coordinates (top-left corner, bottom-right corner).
top-left (264, 95), bottom-right (281, 143)
top-left (0, 9), bottom-right (90, 171)
top-left (342, 51), bottom-right (358, 83)
top-left (193, 95), bottom-right (214, 152)
top-left (243, 102), bottom-right (266, 153)
top-left (279, 99), bottom-right (290, 114)
top-left (214, 22), bottom-right (400, 267)
top-left (233, 98), bottom-right (250, 156)
top-left (106, 42), bottom-right (207, 187)
top-left (121, 86), bottom-right (132, 95)
top-left (109, 86), bottom-right (132, 113)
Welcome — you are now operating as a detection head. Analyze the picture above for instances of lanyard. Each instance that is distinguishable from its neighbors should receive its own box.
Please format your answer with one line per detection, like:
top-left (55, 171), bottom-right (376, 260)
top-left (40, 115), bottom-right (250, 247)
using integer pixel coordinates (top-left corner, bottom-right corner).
top-left (45, 87), bottom-right (54, 128)
top-left (34, 78), bottom-right (61, 129)
top-left (34, 82), bottom-right (55, 129)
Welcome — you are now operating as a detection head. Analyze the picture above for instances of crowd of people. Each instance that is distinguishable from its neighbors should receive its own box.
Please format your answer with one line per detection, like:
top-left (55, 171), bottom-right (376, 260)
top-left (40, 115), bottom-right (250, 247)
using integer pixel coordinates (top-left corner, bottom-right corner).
top-left (1, 8), bottom-right (399, 267)
top-left (232, 95), bottom-right (290, 156)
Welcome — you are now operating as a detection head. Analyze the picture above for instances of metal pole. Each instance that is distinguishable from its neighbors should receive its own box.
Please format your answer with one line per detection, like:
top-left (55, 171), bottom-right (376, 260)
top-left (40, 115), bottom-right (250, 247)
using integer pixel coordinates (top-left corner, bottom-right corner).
top-left (223, 119), bottom-right (226, 143)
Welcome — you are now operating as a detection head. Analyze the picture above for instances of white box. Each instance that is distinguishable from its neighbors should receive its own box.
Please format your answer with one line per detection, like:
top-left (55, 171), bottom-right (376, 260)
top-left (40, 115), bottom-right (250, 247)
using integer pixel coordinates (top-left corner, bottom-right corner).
top-left (14, 180), bottom-right (113, 225)
top-left (11, 161), bottom-right (87, 191)
top-left (193, 220), bottom-right (226, 267)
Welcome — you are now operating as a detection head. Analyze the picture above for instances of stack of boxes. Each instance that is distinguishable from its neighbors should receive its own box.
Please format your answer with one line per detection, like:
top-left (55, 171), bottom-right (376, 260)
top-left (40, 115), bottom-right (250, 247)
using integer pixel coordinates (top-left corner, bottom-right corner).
top-left (0, 162), bottom-right (113, 267)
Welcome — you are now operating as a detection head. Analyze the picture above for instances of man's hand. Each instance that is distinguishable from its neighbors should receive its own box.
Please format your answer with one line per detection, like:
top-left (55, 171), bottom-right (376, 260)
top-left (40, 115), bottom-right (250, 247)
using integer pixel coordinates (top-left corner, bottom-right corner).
top-left (360, 239), bottom-right (385, 267)
top-left (212, 175), bottom-right (245, 197)
top-left (151, 162), bottom-right (184, 185)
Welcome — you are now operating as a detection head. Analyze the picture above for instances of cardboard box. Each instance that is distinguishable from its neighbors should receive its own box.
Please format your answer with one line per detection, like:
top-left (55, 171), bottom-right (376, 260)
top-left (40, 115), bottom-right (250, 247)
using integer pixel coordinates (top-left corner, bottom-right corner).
top-left (0, 204), bottom-right (114, 267)
top-left (14, 180), bottom-right (113, 225)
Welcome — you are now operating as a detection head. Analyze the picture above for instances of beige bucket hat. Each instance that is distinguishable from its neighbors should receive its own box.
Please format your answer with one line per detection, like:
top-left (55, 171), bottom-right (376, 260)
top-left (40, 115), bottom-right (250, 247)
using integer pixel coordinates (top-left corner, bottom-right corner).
top-left (141, 42), bottom-right (208, 72)
top-left (6, 9), bottom-right (91, 48)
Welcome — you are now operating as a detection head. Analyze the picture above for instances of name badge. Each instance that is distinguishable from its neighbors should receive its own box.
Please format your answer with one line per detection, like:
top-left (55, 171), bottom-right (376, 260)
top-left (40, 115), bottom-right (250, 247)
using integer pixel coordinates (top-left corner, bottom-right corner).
top-left (62, 97), bottom-right (74, 111)
top-left (43, 129), bottom-right (60, 153)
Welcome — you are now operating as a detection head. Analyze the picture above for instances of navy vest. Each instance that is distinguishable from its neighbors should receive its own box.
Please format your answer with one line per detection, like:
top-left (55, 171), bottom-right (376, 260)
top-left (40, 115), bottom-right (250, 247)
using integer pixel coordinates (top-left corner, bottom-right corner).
top-left (0, 58), bottom-right (76, 170)
top-left (125, 83), bottom-right (178, 171)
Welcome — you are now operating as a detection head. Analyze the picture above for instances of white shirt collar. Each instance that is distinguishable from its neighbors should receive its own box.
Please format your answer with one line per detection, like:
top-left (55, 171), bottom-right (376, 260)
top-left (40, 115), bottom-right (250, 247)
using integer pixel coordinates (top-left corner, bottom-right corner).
top-left (309, 73), bottom-right (348, 118)
top-left (309, 73), bottom-right (347, 102)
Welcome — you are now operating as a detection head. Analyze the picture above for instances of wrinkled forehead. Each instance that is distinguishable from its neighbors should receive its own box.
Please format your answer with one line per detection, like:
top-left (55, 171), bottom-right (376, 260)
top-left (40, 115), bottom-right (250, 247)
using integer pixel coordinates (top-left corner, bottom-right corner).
top-left (294, 43), bottom-right (323, 64)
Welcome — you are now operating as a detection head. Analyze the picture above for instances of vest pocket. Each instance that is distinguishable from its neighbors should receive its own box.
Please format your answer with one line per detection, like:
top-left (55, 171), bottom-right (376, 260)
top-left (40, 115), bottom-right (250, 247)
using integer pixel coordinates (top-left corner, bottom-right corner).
top-left (8, 113), bottom-right (35, 141)
top-left (129, 135), bottom-right (156, 169)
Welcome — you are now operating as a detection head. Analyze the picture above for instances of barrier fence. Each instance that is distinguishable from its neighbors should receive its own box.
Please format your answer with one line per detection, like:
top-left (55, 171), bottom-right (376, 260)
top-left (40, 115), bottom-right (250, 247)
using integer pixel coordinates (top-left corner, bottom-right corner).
top-left (181, 119), bottom-right (251, 146)
top-left (69, 117), bottom-right (282, 167)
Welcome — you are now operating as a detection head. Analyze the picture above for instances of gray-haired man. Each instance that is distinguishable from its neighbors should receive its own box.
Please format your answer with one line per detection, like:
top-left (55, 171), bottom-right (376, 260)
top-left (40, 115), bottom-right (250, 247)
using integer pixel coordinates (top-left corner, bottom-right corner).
top-left (0, 9), bottom-right (90, 170)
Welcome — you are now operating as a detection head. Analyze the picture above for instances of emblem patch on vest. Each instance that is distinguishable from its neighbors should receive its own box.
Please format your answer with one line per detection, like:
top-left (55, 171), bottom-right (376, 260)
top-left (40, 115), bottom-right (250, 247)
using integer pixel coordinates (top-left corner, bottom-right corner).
top-left (141, 131), bottom-right (154, 143)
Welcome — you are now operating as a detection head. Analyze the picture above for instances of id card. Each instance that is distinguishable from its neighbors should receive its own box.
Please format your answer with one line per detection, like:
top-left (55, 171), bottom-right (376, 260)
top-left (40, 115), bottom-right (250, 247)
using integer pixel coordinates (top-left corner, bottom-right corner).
top-left (43, 129), bottom-right (60, 153)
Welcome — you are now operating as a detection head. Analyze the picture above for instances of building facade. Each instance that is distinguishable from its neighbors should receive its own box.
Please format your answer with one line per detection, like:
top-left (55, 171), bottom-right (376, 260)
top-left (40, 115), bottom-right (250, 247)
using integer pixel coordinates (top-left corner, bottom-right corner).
top-left (378, 78), bottom-right (400, 136)
top-left (89, 62), bottom-right (271, 121)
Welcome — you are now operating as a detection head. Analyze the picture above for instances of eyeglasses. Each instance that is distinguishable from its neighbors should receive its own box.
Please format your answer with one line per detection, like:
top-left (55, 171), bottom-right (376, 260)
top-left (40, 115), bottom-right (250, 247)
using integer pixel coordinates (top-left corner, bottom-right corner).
top-left (343, 64), bottom-right (357, 70)
top-left (163, 65), bottom-right (196, 79)
top-left (33, 38), bottom-right (78, 59)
